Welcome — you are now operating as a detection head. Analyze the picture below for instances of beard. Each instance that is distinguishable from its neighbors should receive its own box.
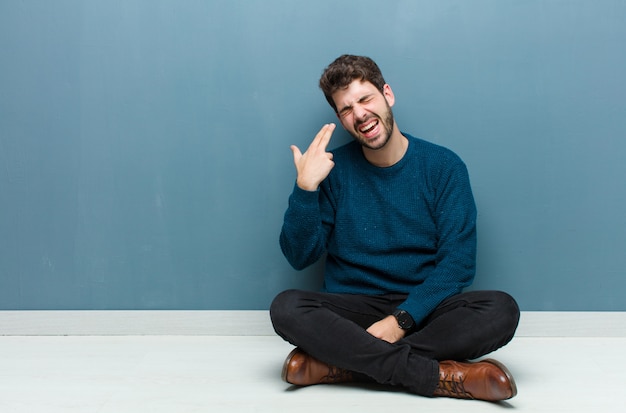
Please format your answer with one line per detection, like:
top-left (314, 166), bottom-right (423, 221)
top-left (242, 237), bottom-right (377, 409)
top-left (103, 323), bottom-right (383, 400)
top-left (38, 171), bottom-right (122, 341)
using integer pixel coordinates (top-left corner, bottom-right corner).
top-left (350, 102), bottom-right (395, 151)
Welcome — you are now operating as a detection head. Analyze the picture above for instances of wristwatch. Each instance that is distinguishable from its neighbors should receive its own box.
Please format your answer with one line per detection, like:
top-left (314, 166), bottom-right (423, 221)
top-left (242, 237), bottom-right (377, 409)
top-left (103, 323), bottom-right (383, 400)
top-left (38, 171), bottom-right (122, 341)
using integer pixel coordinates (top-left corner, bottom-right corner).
top-left (392, 309), bottom-right (415, 331)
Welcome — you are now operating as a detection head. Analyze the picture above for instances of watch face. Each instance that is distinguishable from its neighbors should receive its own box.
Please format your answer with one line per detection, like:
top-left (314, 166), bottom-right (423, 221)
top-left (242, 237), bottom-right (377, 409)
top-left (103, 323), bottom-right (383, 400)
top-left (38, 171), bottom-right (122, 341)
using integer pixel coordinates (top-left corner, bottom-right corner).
top-left (394, 310), bottom-right (414, 330)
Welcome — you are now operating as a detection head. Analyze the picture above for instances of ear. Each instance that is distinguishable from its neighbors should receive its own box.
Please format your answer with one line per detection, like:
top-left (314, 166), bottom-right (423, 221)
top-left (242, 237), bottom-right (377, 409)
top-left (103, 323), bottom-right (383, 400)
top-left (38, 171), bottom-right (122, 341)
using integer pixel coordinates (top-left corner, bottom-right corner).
top-left (383, 84), bottom-right (395, 107)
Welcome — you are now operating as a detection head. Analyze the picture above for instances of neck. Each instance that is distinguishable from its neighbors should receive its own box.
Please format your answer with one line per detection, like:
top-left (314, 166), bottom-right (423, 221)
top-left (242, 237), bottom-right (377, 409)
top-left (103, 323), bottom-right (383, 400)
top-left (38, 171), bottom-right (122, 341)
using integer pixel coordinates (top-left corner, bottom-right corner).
top-left (362, 125), bottom-right (408, 167)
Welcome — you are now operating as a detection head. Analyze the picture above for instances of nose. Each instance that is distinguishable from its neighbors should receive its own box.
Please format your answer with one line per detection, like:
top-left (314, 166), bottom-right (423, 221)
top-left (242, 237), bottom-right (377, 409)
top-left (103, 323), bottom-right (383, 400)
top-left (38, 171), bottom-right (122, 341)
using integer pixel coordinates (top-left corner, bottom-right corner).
top-left (354, 105), bottom-right (368, 121)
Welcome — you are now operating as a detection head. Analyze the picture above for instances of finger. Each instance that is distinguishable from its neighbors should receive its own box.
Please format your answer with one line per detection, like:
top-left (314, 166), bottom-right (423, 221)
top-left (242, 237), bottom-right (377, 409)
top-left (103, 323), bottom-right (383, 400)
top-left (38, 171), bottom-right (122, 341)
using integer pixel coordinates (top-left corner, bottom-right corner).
top-left (311, 123), bottom-right (335, 150)
top-left (308, 124), bottom-right (328, 149)
top-left (315, 123), bottom-right (335, 150)
top-left (290, 145), bottom-right (302, 164)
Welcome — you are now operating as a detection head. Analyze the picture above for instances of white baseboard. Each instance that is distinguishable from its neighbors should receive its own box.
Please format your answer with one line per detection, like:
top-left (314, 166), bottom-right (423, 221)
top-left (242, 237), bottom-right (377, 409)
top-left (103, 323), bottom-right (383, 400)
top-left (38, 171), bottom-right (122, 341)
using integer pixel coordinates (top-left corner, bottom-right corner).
top-left (1, 310), bottom-right (624, 337)
top-left (0, 310), bottom-right (272, 336)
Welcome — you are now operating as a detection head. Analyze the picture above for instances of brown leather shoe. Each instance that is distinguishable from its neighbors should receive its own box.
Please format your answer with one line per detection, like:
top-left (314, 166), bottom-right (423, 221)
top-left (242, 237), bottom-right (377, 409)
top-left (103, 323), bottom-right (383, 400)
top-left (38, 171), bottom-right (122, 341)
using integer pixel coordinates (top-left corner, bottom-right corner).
top-left (433, 359), bottom-right (517, 401)
top-left (281, 348), bottom-right (353, 386)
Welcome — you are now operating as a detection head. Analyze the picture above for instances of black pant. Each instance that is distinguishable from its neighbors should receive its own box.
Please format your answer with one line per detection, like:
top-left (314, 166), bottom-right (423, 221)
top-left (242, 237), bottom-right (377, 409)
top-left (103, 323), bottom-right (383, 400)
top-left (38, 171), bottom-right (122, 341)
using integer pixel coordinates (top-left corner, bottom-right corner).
top-left (270, 289), bottom-right (520, 396)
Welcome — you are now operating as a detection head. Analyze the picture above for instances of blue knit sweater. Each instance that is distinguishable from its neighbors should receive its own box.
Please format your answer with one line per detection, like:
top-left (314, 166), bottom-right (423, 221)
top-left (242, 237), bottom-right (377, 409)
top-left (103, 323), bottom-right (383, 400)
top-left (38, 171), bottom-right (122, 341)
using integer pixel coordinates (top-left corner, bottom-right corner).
top-left (279, 134), bottom-right (477, 326)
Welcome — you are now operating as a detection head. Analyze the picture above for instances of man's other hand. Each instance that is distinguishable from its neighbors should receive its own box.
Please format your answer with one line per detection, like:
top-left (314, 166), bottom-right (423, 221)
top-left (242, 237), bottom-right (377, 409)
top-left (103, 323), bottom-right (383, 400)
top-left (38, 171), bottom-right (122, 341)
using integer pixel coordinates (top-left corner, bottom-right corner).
top-left (366, 315), bottom-right (406, 343)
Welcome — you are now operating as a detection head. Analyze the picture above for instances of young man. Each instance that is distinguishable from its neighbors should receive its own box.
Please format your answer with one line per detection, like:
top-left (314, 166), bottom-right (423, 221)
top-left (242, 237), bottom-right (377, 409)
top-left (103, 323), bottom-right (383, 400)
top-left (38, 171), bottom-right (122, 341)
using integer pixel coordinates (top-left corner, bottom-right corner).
top-left (270, 55), bottom-right (520, 401)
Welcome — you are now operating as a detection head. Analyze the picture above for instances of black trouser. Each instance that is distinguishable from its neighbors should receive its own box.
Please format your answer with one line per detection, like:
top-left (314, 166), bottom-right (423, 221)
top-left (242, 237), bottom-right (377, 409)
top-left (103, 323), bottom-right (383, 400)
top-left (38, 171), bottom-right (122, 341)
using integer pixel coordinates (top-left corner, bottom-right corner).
top-left (270, 289), bottom-right (520, 396)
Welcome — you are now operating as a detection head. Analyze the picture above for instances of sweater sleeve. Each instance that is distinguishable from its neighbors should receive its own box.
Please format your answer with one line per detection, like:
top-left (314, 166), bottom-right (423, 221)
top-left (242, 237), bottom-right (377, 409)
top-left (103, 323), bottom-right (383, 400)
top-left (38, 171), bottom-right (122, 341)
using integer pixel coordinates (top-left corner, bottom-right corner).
top-left (398, 157), bottom-right (477, 326)
top-left (279, 182), bottom-right (334, 270)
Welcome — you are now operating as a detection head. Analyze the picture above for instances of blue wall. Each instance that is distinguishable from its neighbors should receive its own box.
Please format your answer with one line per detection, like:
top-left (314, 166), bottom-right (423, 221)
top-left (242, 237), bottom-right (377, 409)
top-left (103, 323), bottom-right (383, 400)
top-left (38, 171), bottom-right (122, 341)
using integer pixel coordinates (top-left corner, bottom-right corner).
top-left (1, 0), bottom-right (625, 310)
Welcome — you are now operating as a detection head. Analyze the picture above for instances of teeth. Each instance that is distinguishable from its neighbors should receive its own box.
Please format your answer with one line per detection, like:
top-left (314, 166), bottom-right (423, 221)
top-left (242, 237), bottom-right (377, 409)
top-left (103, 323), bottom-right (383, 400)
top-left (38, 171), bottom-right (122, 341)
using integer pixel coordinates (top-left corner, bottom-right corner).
top-left (359, 120), bottom-right (377, 133)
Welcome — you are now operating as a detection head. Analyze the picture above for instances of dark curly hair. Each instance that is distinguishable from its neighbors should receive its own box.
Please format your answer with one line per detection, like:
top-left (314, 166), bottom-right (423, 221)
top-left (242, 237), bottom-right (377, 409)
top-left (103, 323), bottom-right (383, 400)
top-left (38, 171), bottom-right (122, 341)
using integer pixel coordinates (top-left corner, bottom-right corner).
top-left (319, 55), bottom-right (387, 113)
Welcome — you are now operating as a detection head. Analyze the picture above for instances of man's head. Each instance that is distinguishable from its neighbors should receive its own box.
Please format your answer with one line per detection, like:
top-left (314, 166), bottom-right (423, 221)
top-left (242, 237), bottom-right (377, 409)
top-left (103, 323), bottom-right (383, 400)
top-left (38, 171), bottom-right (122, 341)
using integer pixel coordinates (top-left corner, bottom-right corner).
top-left (319, 55), bottom-right (397, 151)
top-left (319, 55), bottom-right (387, 113)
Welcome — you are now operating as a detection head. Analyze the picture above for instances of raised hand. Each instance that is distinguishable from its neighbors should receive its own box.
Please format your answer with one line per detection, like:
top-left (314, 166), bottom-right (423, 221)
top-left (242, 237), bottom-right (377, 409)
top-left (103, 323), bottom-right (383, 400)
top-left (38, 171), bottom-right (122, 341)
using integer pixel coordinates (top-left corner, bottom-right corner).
top-left (291, 123), bottom-right (336, 191)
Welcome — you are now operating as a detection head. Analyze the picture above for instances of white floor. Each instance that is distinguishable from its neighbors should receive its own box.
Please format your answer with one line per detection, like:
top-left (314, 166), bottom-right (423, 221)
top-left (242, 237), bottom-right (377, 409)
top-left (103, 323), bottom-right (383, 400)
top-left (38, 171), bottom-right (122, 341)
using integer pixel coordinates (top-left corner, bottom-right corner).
top-left (1, 333), bottom-right (624, 413)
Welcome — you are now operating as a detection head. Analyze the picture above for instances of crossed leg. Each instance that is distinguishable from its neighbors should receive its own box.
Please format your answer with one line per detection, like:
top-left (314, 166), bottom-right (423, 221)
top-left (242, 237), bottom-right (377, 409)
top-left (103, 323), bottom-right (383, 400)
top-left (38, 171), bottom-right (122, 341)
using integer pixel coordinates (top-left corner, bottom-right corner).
top-left (270, 289), bottom-right (519, 398)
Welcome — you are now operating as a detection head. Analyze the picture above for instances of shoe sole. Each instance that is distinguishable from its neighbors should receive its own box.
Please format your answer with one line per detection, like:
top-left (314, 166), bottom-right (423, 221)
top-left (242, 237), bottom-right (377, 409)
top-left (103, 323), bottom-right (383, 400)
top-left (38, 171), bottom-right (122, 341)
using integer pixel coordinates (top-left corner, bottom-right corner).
top-left (281, 348), bottom-right (301, 383)
top-left (482, 358), bottom-right (518, 399)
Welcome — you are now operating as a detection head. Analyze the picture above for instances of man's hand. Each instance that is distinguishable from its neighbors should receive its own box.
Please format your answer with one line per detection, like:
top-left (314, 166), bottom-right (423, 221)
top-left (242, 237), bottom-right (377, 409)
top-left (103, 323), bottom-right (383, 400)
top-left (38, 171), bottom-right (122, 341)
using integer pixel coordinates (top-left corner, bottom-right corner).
top-left (291, 123), bottom-right (336, 191)
top-left (366, 315), bottom-right (406, 344)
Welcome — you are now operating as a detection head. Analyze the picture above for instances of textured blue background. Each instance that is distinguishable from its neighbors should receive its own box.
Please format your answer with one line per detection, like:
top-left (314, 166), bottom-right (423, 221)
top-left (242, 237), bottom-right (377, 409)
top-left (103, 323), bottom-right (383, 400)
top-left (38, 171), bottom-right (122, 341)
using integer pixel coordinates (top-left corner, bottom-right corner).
top-left (1, 0), bottom-right (625, 310)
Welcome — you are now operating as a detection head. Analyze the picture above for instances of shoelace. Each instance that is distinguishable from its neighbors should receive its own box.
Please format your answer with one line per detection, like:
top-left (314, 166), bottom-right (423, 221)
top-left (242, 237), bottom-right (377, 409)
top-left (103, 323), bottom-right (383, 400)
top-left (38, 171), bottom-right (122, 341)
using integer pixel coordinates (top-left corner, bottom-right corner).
top-left (438, 373), bottom-right (473, 399)
top-left (322, 365), bottom-right (352, 383)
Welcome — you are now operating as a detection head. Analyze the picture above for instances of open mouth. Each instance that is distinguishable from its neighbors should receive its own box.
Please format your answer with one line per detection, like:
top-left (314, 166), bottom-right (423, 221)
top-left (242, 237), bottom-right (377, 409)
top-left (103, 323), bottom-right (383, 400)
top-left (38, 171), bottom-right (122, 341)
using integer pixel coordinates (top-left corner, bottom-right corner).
top-left (358, 119), bottom-right (379, 136)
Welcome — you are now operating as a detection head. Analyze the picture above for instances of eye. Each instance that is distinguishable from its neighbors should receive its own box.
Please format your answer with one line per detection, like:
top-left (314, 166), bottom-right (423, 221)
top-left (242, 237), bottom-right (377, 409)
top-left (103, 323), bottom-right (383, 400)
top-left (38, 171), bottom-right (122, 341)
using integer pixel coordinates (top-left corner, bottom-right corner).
top-left (339, 107), bottom-right (353, 117)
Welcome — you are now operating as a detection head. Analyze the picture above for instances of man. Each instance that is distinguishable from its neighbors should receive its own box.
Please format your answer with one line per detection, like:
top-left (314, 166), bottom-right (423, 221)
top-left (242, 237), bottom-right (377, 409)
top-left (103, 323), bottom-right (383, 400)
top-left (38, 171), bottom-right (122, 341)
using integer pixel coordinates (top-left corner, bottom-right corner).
top-left (270, 55), bottom-right (520, 401)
